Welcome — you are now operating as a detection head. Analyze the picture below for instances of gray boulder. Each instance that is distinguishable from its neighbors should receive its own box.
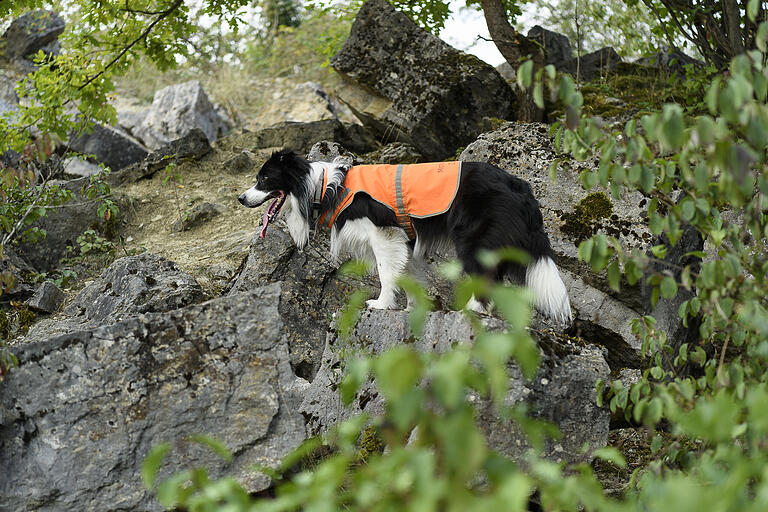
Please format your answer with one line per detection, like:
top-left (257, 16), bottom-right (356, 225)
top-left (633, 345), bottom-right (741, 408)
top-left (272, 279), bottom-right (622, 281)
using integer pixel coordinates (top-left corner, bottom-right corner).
top-left (0, 247), bottom-right (37, 302)
top-left (0, 284), bottom-right (307, 511)
top-left (134, 80), bottom-right (231, 150)
top-left (68, 123), bottom-right (149, 171)
top-left (636, 47), bottom-right (704, 78)
top-left (26, 281), bottom-right (65, 314)
top-left (25, 253), bottom-right (206, 342)
top-left (562, 47), bottom-right (622, 82)
top-left (108, 128), bottom-right (212, 186)
top-left (330, 0), bottom-right (516, 160)
top-left (0, 73), bottom-right (19, 119)
top-left (642, 224), bottom-right (703, 374)
top-left (528, 25), bottom-right (573, 69)
top-left (459, 122), bottom-right (661, 368)
top-left (228, 229), bottom-right (374, 378)
top-left (219, 119), bottom-right (377, 156)
top-left (16, 176), bottom-right (126, 272)
top-left (2, 10), bottom-right (65, 61)
top-left (301, 309), bottom-right (610, 464)
top-left (61, 156), bottom-right (103, 178)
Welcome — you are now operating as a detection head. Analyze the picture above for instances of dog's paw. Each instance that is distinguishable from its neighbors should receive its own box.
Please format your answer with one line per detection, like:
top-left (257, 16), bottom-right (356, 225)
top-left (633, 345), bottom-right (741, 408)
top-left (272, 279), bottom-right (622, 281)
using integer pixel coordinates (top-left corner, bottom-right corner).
top-left (366, 298), bottom-right (395, 310)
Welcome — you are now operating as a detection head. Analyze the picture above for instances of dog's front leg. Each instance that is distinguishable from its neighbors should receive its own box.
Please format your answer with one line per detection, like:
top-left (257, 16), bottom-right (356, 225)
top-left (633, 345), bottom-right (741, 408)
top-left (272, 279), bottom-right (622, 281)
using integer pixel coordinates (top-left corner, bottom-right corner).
top-left (366, 226), bottom-right (409, 310)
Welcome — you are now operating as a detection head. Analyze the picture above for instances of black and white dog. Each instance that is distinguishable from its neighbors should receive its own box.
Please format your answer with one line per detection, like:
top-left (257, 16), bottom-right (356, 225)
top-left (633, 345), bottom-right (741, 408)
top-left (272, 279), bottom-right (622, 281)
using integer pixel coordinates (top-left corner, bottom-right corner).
top-left (238, 149), bottom-right (571, 323)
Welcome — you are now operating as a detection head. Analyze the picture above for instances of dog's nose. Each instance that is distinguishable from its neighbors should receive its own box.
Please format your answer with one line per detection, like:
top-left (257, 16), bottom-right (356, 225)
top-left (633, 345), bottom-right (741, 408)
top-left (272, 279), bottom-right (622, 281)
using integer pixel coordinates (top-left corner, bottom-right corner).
top-left (238, 193), bottom-right (246, 205)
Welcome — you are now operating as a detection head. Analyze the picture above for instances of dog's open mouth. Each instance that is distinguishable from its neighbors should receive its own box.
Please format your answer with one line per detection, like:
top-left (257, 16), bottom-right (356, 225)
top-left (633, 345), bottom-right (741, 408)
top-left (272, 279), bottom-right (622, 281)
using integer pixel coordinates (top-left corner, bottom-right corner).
top-left (259, 191), bottom-right (287, 238)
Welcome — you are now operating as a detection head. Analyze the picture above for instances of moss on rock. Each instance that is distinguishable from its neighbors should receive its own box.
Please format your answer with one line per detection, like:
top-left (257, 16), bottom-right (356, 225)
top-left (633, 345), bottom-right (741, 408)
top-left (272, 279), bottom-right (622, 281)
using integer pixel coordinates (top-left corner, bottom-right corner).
top-left (358, 425), bottom-right (384, 461)
top-left (561, 192), bottom-right (614, 243)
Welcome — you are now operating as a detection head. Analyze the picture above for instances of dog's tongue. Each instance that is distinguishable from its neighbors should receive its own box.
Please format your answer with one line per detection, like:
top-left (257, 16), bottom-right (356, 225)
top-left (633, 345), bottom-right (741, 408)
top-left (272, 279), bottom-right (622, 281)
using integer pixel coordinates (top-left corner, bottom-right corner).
top-left (259, 193), bottom-right (284, 238)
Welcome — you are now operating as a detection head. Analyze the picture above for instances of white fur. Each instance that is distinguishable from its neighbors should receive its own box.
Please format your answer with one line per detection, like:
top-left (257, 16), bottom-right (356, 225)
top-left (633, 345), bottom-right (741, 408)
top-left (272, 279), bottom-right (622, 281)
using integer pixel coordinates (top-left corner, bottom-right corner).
top-left (240, 186), bottom-right (272, 207)
top-left (332, 218), bottom-right (410, 309)
top-left (284, 194), bottom-right (310, 250)
top-left (526, 257), bottom-right (572, 323)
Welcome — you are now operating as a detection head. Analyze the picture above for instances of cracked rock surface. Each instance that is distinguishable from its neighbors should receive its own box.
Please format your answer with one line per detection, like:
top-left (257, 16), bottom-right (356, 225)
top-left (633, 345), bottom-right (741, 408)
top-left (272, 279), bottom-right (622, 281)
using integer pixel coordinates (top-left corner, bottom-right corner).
top-left (0, 283), bottom-right (306, 512)
top-left (301, 309), bottom-right (610, 465)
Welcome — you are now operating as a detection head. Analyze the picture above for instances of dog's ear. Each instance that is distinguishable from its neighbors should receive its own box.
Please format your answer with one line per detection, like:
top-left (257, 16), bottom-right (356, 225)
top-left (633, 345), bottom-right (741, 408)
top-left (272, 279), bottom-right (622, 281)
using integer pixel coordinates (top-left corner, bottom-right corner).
top-left (277, 149), bottom-right (295, 162)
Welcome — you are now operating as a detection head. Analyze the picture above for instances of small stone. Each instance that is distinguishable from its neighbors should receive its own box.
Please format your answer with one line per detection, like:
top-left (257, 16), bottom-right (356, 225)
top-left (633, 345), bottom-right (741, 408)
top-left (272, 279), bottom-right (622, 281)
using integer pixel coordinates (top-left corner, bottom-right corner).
top-left (223, 151), bottom-right (256, 175)
top-left (26, 281), bottom-right (65, 314)
top-left (172, 203), bottom-right (226, 232)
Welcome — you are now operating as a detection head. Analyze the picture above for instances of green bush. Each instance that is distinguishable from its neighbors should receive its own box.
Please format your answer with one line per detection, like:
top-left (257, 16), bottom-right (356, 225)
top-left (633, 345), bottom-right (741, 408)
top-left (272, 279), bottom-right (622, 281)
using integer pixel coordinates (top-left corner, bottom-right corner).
top-left (144, 15), bottom-right (768, 512)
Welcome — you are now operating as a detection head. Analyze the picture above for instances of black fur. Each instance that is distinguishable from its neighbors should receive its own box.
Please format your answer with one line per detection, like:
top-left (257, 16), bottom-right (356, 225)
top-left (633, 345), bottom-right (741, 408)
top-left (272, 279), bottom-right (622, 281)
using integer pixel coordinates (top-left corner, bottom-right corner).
top-left (249, 151), bottom-right (554, 281)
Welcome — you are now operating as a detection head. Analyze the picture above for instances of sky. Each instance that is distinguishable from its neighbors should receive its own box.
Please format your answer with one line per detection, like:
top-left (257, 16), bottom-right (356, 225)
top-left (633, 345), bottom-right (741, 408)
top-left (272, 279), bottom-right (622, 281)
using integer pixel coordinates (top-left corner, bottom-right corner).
top-left (439, 0), bottom-right (537, 67)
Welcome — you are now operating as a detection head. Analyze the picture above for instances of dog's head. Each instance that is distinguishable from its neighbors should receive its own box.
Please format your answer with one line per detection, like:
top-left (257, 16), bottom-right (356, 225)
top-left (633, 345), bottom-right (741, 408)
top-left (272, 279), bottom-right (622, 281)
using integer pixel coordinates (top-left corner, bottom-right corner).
top-left (238, 149), bottom-right (311, 238)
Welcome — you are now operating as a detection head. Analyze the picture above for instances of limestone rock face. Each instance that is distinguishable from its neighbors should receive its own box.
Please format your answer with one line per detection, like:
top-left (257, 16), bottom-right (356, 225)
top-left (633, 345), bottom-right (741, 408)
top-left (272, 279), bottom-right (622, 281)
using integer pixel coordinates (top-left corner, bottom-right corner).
top-left (67, 123), bottom-right (149, 172)
top-left (301, 310), bottom-right (610, 464)
top-left (134, 80), bottom-right (231, 150)
top-left (459, 121), bottom-right (694, 369)
top-left (220, 119), bottom-right (377, 156)
top-left (24, 253), bottom-right (207, 343)
top-left (2, 10), bottom-right (65, 60)
top-left (0, 284), bottom-right (306, 512)
top-left (16, 176), bottom-right (127, 272)
top-left (330, 0), bottom-right (516, 160)
top-left (246, 80), bottom-right (350, 130)
top-left (228, 229), bottom-right (374, 378)
top-left (0, 73), bottom-right (19, 118)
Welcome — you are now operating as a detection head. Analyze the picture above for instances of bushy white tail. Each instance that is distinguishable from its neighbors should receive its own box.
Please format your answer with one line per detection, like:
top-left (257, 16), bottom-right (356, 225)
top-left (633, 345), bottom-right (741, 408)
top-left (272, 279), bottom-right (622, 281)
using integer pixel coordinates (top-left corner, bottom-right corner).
top-left (526, 257), bottom-right (572, 323)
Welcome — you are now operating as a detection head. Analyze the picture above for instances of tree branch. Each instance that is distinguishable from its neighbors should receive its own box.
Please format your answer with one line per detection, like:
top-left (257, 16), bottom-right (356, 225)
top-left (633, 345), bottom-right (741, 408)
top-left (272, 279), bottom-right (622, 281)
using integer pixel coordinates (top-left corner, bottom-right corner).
top-left (78, 0), bottom-right (184, 92)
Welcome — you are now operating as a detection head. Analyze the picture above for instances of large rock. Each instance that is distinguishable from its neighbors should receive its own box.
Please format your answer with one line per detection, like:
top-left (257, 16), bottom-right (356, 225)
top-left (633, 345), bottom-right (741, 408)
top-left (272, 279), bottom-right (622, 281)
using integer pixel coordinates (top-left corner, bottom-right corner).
top-left (0, 73), bottom-right (19, 119)
top-left (25, 253), bottom-right (207, 342)
top-left (134, 80), bottom-right (230, 150)
top-left (562, 47), bottom-right (622, 82)
top-left (636, 47), bottom-right (704, 78)
top-left (228, 228), bottom-right (372, 378)
top-left (0, 247), bottom-right (37, 302)
top-left (68, 123), bottom-right (149, 171)
top-left (0, 284), bottom-right (307, 511)
top-left (1, 10), bottom-right (65, 61)
top-left (246, 80), bottom-right (345, 130)
top-left (330, 0), bottom-right (516, 160)
top-left (459, 122), bottom-right (661, 368)
top-left (642, 224), bottom-right (703, 374)
top-left (108, 128), bottom-right (212, 186)
top-left (16, 176), bottom-right (127, 272)
top-left (218, 119), bottom-right (377, 156)
top-left (528, 25), bottom-right (573, 69)
top-left (301, 310), bottom-right (610, 464)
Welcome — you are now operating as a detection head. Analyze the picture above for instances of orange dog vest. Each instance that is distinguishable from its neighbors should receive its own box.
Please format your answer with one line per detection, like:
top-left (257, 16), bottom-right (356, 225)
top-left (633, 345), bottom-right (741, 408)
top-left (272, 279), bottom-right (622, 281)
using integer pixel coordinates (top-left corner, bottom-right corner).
top-left (319, 162), bottom-right (462, 239)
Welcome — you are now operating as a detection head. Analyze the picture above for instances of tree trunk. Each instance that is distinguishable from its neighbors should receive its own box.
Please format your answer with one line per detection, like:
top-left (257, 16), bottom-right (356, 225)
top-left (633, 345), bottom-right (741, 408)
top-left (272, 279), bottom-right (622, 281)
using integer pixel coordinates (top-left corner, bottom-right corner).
top-left (480, 0), bottom-right (545, 122)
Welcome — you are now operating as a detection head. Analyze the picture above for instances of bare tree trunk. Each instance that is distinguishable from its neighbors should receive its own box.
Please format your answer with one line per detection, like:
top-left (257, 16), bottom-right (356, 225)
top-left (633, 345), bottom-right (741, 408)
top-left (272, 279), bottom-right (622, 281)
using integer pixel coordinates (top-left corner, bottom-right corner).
top-left (723, 0), bottom-right (744, 57)
top-left (480, 0), bottom-right (545, 122)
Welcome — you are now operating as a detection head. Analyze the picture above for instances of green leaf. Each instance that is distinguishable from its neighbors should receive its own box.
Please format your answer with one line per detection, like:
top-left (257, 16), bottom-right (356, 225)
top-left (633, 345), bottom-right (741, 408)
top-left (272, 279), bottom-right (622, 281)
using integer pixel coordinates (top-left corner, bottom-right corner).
top-left (593, 446), bottom-right (627, 468)
top-left (188, 434), bottom-right (232, 462)
top-left (142, 443), bottom-right (171, 489)
top-left (660, 276), bottom-right (678, 299)
top-left (533, 81), bottom-right (544, 109)
top-left (650, 434), bottom-right (662, 453)
top-left (517, 60), bottom-right (533, 90)
top-left (607, 258), bottom-right (621, 292)
top-left (373, 346), bottom-right (423, 402)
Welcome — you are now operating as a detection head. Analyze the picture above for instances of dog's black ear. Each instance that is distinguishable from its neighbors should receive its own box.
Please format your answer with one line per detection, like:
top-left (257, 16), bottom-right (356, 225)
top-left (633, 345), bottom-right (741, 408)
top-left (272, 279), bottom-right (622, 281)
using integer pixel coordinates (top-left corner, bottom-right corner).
top-left (277, 149), bottom-right (295, 162)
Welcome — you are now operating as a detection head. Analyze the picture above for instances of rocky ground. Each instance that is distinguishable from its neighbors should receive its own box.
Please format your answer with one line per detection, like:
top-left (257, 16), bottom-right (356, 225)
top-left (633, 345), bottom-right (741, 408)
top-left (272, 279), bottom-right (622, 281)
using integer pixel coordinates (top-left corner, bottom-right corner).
top-left (0, 1), bottom-right (706, 510)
